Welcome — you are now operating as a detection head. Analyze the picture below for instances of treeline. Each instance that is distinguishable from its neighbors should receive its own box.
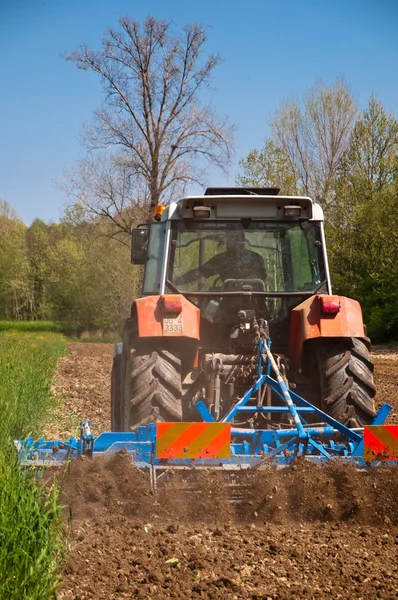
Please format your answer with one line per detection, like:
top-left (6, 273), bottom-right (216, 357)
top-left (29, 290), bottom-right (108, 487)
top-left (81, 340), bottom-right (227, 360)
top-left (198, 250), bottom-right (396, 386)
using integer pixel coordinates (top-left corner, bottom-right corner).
top-left (327, 98), bottom-right (398, 341)
top-left (0, 203), bottom-right (139, 334)
top-left (2, 12), bottom-right (398, 343)
top-left (238, 89), bottom-right (398, 342)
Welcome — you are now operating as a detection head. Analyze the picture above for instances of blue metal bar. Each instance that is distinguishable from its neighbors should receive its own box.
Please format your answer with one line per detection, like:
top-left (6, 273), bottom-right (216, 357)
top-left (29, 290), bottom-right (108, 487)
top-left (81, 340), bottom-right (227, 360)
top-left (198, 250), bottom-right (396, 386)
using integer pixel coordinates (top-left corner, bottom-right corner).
top-left (257, 338), bottom-right (263, 379)
top-left (94, 432), bottom-right (145, 451)
top-left (221, 375), bottom-right (268, 423)
top-left (372, 403), bottom-right (393, 424)
top-left (259, 437), bottom-right (299, 462)
top-left (231, 426), bottom-right (335, 440)
top-left (233, 406), bottom-right (314, 413)
top-left (261, 340), bottom-right (306, 439)
top-left (194, 400), bottom-right (215, 422)
top-left (264, 376), bottom-right (362, 444)
top-left (308, 437), bottom-right (332, 458)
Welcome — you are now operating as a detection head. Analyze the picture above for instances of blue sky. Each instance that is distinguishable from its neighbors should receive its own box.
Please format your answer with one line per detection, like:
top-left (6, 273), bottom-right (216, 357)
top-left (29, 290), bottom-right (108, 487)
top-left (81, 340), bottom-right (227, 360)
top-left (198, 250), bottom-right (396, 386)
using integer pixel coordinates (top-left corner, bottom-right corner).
top-left (0, 0), bottom-right (397, 224)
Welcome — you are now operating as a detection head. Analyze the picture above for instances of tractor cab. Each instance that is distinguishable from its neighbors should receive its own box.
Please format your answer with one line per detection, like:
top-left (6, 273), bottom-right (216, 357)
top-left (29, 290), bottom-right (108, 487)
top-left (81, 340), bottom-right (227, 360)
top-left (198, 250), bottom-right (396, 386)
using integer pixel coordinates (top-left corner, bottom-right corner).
top-left (132, 188), bottom-right (329, 354)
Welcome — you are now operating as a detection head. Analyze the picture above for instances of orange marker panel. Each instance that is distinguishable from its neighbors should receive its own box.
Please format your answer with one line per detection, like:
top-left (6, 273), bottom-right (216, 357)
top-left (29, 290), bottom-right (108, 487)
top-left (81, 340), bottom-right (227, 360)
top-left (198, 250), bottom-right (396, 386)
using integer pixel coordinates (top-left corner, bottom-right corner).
top-left (156, 422), bottom-right (231, 459)
top-left (364, 425), bottom-right (398, 461)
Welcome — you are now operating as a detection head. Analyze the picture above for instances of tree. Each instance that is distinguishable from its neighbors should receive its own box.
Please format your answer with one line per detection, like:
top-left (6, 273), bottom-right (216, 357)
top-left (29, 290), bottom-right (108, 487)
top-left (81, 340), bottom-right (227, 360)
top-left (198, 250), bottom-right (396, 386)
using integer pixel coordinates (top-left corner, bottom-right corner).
top-left (61, 155), bottom-right (149, 243)
top-left (236, 79), bottom-right (357, 204)
top-left (45, 219), bottom-right (139, 334)
top-left (274, 79), bottom-right (357, 203)
top-left (0, 202), bottom-right (30, 320)
top-left (236, 139), bottom-right (299, 194)
top-left (338, 96), bottom-right (398, 200)
top-left (327, 97), bottom-right (398, 340)
top-left (64, 16), bottom-right (234, 233)
top-left (26, 219), bottom-right (57, 319)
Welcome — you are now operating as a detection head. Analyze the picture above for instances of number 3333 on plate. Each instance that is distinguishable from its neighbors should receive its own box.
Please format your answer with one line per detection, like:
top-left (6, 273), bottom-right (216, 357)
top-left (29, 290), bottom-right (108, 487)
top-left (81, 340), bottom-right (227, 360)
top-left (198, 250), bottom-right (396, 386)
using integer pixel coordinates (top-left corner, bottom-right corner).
top-left (163, 314), bottom-right (183, 333)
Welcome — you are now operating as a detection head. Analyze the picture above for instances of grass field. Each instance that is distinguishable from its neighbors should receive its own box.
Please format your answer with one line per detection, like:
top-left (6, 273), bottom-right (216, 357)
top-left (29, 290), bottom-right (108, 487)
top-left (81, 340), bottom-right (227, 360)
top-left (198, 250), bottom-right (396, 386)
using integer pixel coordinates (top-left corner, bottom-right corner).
top-left (0, 330), bottom-right (67, 599)
top-left (0, 320), bottom-right (118, 344)
top-left (0, 321), bottom-right (63, 333)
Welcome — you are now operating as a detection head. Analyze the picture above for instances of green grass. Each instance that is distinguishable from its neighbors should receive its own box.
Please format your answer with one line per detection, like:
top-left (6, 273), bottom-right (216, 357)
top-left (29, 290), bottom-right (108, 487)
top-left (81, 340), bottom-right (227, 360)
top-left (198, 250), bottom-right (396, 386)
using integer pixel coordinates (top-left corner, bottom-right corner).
top-left (0, 321), bottom-right (63, 333)
top-left (0, 321), bottom-right (119, 343)
top-left (0, 331), bottom-right (67, 599)
top-left (0, 332), bottom-right (66, 441)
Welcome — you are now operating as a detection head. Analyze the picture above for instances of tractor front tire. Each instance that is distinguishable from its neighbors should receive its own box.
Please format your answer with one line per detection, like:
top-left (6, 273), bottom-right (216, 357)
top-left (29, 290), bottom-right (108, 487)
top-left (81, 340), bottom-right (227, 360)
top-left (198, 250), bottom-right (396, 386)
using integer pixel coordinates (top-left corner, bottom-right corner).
top-left (317, 337), bottom-right (376, 427)
top-left (122, 335), bottom-right (182, 430)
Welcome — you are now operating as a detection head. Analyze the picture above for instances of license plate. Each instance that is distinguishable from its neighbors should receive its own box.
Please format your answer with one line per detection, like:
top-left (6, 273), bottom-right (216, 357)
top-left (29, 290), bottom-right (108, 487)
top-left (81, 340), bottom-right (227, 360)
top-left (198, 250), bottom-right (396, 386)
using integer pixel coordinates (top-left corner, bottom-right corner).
top-left (163, 314), bottom-right (183, 333)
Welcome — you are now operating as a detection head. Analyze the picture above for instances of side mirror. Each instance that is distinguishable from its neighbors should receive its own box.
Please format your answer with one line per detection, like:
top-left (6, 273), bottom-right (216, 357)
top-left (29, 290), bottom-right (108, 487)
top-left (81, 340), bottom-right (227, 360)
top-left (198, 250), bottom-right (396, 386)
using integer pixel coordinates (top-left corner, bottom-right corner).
top-left (131, 228), bottom-right (149, 265)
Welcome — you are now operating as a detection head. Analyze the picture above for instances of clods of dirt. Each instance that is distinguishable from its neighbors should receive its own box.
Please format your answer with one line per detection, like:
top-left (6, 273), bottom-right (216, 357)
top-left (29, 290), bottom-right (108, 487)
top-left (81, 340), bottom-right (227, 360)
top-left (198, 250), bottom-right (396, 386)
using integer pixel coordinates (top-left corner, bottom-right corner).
top-left (51, 342), bottom-right (398, 599)
top-left (46, 343), bottom-right (113, 439)
top-left (58, 452), bottom-right (398, 600)
top-left (59, 519), bottom-right (398, 600)
top-left (61, 452), bottom-right (398, 527)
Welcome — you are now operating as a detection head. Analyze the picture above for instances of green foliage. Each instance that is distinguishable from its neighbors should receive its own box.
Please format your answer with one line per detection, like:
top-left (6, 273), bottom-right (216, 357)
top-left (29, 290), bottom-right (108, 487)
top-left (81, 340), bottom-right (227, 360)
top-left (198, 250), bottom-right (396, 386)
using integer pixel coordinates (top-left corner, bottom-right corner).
top-left (342, 96), bottom-right (398, 198)
top-left (0, 457), bottom-right (64, 600)
top-left (0, 209), bottom-right (139, 335)
top-left (0, 321), bottom-right (62, 333)
top-left (327, 97), bottom-right (398, 341)
top-left (237, 139), bottom-right (299, 194)
top-left (0, 331), bottom-right (67, 598)
top-left (0, 332), bottom-right (66, 441)
top-left (0, 202), bottom-right (31, 320)
top-left (44, 221), bottom-right (139, 334)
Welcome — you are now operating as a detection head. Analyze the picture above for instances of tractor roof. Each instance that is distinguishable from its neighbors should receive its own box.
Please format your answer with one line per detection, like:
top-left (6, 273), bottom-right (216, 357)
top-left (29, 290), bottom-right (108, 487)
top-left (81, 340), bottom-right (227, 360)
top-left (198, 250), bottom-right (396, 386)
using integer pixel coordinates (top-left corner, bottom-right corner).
top-left (204, 187), bottom-right (281, 196)
top-left (161, 189), bottom-right (324, 222)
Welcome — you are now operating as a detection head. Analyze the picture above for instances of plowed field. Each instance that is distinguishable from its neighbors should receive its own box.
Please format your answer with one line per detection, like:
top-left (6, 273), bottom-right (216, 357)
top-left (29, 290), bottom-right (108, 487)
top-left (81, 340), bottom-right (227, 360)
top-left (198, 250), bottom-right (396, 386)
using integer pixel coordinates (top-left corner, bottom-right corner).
top-left (54, 343), bottom-right (398, 600)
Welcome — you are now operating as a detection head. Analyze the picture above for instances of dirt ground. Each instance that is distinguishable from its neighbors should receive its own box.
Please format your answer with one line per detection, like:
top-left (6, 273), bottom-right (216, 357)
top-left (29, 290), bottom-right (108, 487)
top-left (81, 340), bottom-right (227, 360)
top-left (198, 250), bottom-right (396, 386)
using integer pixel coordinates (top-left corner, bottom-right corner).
top-left (54, 343), bottom-right (398, 600)
top-left (47, 343), bottom-right (113, 439)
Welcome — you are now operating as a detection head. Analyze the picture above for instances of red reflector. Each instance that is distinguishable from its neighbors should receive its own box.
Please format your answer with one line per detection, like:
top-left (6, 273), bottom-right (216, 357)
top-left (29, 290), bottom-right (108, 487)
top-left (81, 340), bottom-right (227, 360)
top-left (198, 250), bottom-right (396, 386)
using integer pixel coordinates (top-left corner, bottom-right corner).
top-left (163, 296), bottom-right (183, 314)
top-left (320, 297), bottom-right (340, 314)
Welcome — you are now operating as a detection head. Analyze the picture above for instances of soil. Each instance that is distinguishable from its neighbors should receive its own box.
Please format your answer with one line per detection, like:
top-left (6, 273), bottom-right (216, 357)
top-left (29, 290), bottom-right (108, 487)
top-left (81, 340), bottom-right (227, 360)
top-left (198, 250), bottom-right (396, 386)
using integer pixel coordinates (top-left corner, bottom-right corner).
top-left (54, 343), bottom-right (398, 600)
top-left (373, 346), bottom-right (398, 423)
top-left (46, 343), bottom-right (113, 439)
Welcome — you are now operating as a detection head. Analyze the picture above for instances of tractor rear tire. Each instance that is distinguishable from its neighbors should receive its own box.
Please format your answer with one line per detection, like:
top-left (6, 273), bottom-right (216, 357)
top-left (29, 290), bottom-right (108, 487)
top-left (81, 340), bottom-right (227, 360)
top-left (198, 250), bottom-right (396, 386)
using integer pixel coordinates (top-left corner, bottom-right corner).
top-left (317, 337), bottom-right (376, 427)
top-left (123, 336), bottom-right (182, 430)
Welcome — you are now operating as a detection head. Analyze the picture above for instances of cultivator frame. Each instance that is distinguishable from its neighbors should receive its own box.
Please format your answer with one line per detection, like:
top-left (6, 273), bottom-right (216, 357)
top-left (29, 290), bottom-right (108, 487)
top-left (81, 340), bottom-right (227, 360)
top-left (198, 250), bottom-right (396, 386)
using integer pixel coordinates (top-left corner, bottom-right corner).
top-left (17, 337), bottom-right (396, 484)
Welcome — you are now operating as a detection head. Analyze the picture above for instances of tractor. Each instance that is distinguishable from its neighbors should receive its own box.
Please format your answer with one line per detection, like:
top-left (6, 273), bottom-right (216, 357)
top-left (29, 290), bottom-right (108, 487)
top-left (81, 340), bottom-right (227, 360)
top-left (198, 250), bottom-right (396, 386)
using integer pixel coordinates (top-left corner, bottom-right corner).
top-left (111, 187), bottom-right (376, 434)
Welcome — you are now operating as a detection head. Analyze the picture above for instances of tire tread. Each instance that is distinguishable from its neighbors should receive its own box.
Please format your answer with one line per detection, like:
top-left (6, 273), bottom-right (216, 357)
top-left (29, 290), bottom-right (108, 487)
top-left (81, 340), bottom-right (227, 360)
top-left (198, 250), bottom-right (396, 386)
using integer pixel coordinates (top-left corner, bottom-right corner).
top-left (318, 337), bottom-right (376, 427)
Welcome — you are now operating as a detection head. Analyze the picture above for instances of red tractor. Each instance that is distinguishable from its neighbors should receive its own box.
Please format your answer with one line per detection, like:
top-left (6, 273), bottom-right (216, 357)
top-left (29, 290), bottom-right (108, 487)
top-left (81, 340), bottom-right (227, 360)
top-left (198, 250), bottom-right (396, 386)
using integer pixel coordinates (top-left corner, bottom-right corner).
top-left (111, 188), bottom-right (375, 432)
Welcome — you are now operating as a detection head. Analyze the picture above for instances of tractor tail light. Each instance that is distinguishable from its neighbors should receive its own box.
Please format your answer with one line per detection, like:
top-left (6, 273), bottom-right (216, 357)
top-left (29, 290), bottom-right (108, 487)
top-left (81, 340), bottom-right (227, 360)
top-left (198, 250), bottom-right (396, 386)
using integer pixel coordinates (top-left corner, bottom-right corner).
top-left (320, 296), bottom-right (341, 315)
top-left (163, 295), bottom-right (183, 314)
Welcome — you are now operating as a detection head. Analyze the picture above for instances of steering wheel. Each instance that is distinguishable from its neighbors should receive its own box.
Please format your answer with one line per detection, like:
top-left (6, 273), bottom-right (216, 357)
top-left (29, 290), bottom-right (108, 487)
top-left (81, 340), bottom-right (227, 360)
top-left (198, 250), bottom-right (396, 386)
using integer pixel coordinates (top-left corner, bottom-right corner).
top-left (211, 275), bottom-right (224, 289)
top-left (223, 278), bottom-right (265, 292)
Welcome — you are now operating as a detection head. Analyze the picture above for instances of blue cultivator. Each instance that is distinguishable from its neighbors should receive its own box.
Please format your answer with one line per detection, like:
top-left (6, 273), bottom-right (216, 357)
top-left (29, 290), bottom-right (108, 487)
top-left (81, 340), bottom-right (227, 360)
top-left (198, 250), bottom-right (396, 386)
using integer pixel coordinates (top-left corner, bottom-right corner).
top-left (16, 338), bottom-right (397, 488)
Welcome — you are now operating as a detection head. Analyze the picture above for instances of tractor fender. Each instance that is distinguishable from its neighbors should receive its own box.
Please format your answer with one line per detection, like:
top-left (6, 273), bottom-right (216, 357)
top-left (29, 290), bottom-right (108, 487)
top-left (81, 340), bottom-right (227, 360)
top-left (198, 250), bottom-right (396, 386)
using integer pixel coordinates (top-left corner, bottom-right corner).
top-left (131, 294), bottom-right (200, 340)
top-left (289, 294), bottom-right (366, 370)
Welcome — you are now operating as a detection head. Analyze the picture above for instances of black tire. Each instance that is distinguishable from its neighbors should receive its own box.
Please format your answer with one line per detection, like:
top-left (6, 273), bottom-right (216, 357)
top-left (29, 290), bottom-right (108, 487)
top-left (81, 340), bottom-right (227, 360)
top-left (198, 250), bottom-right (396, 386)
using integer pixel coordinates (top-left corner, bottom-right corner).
top-left (111, 343), bottom-right (123, 431)
top-left (317, 337), bottom-right (376, 427)
top-left (122, 332), bottom-right (182, 430)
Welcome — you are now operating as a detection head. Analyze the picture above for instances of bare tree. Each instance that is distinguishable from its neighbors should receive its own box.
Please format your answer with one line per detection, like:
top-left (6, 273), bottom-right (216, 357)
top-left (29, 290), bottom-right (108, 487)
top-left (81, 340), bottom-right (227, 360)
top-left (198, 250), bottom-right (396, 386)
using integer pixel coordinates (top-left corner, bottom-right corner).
top-left (61, 155), bottom-right (149, 244)
top-left (271, 78), bottom-right (358, 204)
top-left (64, 16), bottom-right (234, 229)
